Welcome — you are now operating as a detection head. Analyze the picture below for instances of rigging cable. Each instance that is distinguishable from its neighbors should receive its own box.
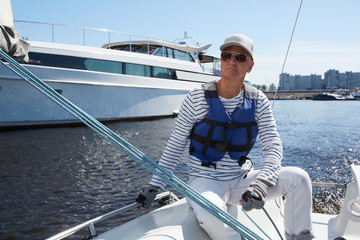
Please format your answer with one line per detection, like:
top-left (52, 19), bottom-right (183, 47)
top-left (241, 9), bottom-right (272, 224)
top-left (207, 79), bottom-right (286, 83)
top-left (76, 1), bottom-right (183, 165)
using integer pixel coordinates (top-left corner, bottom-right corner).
top-left (255, 0), bottom-right (304, 169)
top-left (252, 0), bottom-right (304, 239)
top-left (272, 0), bottom-right (304, 108)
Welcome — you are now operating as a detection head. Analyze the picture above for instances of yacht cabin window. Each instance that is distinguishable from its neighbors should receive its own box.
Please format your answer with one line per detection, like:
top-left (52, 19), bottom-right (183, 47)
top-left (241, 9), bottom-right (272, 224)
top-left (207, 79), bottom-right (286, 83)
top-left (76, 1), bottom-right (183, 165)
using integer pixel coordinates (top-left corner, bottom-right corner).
top-left (84, 59), bottom-right (123, 74)
top-left (109, 44), bottom-right (195, 62)
top-left (27, 52), bottom-right (176, 80)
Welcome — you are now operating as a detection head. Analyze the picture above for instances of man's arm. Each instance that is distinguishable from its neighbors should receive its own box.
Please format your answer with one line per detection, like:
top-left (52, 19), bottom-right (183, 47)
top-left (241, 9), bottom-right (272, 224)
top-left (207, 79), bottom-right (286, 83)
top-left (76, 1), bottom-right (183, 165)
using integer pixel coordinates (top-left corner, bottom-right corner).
top-left (255, 91), bottom-right (283, 187)
top-left (149, 91), bottom-right (199, 189)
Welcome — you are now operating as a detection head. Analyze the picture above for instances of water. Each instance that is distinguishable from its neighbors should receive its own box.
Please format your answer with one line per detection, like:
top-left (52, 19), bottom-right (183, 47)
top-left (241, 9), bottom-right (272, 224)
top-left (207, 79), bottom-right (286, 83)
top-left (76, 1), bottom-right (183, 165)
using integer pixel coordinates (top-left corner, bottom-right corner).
top-left (1, 100), bottom-right (359, 239)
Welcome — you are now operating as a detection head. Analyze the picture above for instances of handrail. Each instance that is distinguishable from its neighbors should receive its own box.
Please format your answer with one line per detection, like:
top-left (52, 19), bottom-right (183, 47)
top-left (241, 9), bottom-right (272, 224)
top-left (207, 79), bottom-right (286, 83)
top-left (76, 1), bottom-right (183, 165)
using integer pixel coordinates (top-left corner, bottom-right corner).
top-left (312, 182), bottom-right (346, 189)
top-left (14, 20), bottom-right (182, 54)
top-left (14, 20), bottom-right (160, 54)
top-left (46, 191), bottom-right (179, 240)
top-left (14, 20), bottom-right (147, 44)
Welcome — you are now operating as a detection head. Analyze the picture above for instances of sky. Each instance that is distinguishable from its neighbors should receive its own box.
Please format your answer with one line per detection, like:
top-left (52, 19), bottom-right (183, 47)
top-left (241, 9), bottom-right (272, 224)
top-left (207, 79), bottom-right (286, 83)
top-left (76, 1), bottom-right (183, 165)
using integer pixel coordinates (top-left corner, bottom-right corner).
top-left (9, 0), bottom-right (360, 86)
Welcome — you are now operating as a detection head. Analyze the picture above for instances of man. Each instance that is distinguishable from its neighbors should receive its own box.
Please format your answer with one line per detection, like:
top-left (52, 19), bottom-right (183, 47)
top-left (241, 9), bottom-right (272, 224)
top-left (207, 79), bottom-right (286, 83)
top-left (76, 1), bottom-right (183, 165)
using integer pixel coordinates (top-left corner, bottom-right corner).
top-left (136, 34), bottom-right (314, 240)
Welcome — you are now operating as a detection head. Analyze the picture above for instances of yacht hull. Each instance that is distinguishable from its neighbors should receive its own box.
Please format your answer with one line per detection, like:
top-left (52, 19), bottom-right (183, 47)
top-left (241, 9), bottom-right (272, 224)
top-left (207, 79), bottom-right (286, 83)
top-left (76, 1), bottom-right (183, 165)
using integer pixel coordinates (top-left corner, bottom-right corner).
top-left (0, 63), bottom-right (205, 129)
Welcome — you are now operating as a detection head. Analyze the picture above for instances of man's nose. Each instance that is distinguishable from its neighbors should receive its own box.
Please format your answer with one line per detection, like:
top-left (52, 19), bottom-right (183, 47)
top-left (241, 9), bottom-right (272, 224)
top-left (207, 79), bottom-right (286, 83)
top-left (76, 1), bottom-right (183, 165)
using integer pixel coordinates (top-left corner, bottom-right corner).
top-left (229, 55), bottom-right (238, 64)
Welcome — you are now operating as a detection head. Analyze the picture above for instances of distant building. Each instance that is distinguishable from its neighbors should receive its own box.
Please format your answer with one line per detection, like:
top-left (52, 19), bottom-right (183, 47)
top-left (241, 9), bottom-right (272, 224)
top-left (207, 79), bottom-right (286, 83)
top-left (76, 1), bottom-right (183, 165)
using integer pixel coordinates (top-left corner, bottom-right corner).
top-left (279, 70), bottom-right (360, 91)
top-left (279, 73), bottom-right (322, 91)
top-left (324, 70), bottom-right (345, 89)
top-left (324, 70), bottom-right (360, 89)
top-left (279, 73), bottom-right (293, 90)
top-left (345, 71), bottom-right (360, 89)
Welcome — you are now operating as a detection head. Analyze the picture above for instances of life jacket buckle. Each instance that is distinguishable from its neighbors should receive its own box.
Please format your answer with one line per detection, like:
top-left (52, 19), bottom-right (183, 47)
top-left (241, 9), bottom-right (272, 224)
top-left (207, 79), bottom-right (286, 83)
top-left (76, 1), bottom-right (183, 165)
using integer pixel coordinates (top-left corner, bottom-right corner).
top-left (201, 162), bottom-right (217, 170)
top-left (225, 122), bottom-right (232, 129)
top-left (238, 155), bottom-right (250, 167)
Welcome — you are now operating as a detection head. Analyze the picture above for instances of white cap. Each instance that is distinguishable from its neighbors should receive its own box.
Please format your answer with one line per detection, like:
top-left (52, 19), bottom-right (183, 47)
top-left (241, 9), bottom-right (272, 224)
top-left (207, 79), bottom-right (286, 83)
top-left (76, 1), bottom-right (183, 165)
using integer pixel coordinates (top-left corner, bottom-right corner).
top-left (219, 34), bottom-right (254, 59)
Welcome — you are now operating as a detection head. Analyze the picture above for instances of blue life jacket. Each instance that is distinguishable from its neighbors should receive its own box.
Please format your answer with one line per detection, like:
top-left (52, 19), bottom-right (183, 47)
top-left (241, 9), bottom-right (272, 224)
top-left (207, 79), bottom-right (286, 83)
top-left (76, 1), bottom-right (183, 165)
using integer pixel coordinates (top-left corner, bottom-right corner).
top-left (189, 81), bottom-right (258, 168)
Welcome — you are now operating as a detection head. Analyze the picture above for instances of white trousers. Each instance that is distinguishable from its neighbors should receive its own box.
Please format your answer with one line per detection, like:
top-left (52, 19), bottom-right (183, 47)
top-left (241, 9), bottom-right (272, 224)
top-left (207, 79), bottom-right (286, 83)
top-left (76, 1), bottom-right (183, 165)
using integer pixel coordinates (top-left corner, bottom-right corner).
top-left (187, 167), bottom-right (313, 240)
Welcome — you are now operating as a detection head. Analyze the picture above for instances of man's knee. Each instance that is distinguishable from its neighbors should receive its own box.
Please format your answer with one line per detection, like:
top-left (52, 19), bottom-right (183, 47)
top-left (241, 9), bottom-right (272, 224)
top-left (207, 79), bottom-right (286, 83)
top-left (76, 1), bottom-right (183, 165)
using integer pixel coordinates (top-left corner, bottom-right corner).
top-left (190, 191), bottom-right (227, 216)
top-left (187, 191), bottom-right (228, 236)
top-left (276, 167), bottom-right (312, 196)
top-left (281, 167), bottom-right (311, 184)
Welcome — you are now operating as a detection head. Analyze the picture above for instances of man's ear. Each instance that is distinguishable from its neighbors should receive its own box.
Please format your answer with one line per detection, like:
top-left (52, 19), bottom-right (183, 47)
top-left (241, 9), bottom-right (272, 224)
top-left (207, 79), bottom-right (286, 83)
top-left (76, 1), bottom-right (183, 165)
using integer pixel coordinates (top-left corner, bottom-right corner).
top-left (248, 62), bottom-right (254, 73)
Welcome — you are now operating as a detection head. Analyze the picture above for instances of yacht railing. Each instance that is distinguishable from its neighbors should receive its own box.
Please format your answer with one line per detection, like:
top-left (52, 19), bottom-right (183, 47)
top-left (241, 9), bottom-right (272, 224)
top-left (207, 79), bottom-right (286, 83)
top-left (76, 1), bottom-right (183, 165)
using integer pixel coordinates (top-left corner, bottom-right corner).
top-left (14, 20), bottom-right (220, 74)
top-left (14, 20), bottom-right (167, 54)
top-left (46, 191), bottom-right (179, 240)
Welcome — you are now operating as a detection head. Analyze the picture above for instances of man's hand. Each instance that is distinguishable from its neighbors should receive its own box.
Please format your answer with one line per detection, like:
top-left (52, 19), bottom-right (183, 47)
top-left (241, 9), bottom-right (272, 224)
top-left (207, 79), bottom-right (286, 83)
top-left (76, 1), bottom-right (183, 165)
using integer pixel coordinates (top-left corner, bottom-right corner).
top-left (240, 189), bottom-right (265, 211)
top-left (240, 179), bottom-right (269, 211)
top-left (136, 185), bottom-right (160, 208)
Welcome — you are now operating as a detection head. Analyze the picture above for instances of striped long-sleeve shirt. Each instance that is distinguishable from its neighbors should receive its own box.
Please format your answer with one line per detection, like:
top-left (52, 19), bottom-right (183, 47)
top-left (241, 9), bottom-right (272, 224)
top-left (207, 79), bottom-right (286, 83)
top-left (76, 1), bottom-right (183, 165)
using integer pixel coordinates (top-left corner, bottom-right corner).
top-left (150, 84), bottom-right (283, 189)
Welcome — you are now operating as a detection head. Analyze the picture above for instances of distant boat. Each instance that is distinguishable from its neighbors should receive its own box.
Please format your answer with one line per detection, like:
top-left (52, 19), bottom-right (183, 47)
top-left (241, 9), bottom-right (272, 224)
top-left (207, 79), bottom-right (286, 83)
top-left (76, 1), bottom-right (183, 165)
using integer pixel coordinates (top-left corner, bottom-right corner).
top-left (312, 92), bottom-right (345, 100)
top-left (353, 92), bottom-right (360, 100)
top-left (334, 90), bottom-right (356, 100)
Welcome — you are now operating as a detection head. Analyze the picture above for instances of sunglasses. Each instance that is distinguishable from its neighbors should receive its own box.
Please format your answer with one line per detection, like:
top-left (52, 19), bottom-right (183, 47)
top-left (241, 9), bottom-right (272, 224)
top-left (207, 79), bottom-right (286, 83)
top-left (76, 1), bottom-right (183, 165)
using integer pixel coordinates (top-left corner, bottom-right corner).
top-left (221, 51), bottom-right (251, 63)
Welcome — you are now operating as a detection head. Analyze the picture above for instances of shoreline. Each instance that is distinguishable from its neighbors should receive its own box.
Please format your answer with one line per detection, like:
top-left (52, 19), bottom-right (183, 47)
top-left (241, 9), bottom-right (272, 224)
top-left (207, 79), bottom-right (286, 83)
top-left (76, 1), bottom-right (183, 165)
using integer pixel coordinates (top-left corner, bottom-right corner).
top-left (263, 91), bottom-right (357, 100)
top-left (264, 91), bottom-right (327, 100)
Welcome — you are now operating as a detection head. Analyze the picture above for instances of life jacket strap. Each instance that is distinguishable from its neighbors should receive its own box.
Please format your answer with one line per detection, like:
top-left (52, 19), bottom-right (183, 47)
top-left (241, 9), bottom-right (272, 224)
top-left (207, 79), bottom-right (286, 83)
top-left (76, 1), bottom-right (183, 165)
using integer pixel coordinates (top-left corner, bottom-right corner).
top-left (202, 124), bottom-right (216, 156)
top-left (190, 131), bottom-right (255, 154)
top-left (202, 118), bottom-right (257, 129)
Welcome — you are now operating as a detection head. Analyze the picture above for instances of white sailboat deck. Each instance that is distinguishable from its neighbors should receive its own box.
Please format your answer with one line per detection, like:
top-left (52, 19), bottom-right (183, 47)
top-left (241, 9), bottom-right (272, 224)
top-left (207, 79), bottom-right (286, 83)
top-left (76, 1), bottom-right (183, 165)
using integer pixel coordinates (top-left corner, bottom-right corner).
top-left (95, 197), bottom-right (342, 240)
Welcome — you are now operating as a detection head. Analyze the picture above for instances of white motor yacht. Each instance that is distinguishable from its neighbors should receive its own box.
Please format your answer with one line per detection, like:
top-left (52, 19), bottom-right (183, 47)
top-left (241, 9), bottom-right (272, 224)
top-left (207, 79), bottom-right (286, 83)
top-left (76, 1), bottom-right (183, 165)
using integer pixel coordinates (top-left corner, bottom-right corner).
top-left (0, 21), bottom-right (221, 129)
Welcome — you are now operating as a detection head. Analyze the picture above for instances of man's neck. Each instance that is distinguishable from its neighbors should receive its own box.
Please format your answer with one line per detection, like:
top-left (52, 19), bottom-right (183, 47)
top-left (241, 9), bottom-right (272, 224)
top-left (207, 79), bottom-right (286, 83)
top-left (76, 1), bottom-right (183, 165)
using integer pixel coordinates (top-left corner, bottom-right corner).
top-left (216, 78), bottom-right (244, 99)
